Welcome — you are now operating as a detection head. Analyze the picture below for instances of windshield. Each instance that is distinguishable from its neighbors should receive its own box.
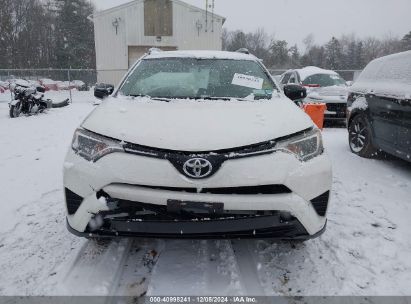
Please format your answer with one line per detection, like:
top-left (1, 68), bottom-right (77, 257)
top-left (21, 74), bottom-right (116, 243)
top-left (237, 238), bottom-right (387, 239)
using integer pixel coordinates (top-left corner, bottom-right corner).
top-left (119, 58), bottom-right (277, 100)
top-left (302, 73), bottom-right (346, 87)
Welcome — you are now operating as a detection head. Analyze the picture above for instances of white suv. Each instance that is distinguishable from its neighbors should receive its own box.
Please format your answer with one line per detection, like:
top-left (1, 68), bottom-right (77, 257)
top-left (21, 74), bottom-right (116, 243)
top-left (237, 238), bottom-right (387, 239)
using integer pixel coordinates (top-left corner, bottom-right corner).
top-left (63, 50), bottom-right (332, 240)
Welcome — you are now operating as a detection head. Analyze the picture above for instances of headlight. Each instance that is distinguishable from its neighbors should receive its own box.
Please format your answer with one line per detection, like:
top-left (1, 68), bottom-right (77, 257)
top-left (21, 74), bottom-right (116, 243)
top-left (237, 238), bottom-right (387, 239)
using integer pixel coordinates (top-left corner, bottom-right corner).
top-left (71, 128), bottom-right (124, 162)
top-left (276, 128), bottom-right (324, 161)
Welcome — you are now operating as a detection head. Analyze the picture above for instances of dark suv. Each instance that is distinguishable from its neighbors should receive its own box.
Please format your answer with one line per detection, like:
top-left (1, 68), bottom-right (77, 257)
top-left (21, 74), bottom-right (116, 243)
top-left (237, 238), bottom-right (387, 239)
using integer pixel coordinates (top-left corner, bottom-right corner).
top-left (347, 50), bottom-right (411, 162)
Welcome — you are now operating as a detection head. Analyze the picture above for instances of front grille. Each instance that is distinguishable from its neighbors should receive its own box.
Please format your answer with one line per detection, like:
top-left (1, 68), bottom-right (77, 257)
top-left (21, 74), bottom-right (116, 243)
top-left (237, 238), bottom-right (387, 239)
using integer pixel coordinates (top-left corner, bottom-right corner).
top-left (123, 127), bottom-right (313, 180)
top-left (123, 139), bottom-right (277, 159)
top-left (311, 191), bottom-right (330, 216)
top-left (65, 188), bottom-right (83, 215)
top-left (326, 103), bottom-right (346, 113)
top-left (131, 184), bottom-right (291, 195)
top-left (123, 128), bottom-right (313, 159)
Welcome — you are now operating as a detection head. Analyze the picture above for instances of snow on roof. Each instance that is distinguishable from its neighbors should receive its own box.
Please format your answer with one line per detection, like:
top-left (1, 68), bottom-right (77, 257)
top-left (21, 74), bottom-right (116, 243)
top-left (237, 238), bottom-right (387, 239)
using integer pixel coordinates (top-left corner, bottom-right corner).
top-left (144, 50), bottom-right (258, 61)
top-left (297, 66), bottom-right (338, 81)
top-left (351, 50), bottom-right (411, 99)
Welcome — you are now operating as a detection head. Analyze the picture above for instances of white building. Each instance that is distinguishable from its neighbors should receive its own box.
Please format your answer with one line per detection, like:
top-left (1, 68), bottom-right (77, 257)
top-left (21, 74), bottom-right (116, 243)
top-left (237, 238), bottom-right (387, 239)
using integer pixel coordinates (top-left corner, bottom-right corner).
top-left (92, 0), bottom-right (226, 84)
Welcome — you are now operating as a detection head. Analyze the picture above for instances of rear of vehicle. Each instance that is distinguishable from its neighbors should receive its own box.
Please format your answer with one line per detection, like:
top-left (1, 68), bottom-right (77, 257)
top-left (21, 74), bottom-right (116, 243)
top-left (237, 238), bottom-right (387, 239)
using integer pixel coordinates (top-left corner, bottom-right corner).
top-left (64, 51), bottom-right (332, 240)
top-left (347, 50), bottom-right (411, 162)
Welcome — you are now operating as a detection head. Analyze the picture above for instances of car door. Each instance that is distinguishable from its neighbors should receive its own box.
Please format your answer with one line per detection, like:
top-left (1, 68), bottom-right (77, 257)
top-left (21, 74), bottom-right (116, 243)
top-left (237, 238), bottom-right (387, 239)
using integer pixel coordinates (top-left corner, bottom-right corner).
top-left (367, 92), bottom-right (401, 150)
top-left (398, 97), bottom-right (411, 157)
top-left (368, 55), bottom-right (411, 157)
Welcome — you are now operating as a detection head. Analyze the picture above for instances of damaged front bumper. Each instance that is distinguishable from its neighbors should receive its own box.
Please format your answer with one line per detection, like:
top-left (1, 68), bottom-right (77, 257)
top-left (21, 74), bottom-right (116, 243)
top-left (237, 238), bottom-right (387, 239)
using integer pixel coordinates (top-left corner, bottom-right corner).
top-left (65, 187), bottom-right (327, 240)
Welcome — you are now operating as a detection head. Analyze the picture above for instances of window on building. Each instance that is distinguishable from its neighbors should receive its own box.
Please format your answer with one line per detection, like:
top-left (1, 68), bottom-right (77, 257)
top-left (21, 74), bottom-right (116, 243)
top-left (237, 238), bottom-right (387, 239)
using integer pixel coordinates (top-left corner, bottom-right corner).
top-left (144, 0), bottom-right (173, 37)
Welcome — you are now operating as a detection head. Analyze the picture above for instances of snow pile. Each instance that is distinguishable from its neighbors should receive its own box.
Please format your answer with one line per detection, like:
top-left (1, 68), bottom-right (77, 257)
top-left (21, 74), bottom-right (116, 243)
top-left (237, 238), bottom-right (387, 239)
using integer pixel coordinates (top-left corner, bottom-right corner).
top-left (348, 96), bottom-right (368, 111)
top-left (145, 50), bottom-right (257, 61)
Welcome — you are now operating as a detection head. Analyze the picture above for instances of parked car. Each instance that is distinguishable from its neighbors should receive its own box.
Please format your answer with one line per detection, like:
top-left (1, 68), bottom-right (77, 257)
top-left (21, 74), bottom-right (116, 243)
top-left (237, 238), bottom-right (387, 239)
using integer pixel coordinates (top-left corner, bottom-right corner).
top-left (64, 50), bottom-right (332, 240)
top-left (72, 80), bottom-right (87, 91)
top-left (347, 50), bottom-right (411, 162)
top-left (0, 81), bottom-right (9, 92)
top-left (280, 67), bottom-right (348, 122)
top-left (39, 78), bottom-right (58, 91)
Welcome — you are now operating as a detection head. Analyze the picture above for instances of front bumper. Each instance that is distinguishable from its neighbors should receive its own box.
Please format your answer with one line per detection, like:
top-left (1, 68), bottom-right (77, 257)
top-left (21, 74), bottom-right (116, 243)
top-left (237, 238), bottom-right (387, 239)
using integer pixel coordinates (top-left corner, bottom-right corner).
top-left (66, 216), bottom-right (327, 240)
top-left (305, 99), bottom-right (347, 121)
top-left (63, 148), bottom-right (332, 239)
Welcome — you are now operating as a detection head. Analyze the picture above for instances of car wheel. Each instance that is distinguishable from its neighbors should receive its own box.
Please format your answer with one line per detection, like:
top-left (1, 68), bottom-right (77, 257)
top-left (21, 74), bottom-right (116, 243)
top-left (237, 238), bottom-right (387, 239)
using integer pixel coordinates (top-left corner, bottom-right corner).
top-left (348, 114), bottom-right (378, 158)
top-left (9, 102), bottom-right (22, 118)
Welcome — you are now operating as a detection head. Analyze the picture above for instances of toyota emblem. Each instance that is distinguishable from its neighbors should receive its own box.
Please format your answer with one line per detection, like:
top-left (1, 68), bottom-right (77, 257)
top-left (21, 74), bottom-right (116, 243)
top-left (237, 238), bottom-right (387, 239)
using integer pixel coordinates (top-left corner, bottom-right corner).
top-left (183, 158), bottom-right (213, 179)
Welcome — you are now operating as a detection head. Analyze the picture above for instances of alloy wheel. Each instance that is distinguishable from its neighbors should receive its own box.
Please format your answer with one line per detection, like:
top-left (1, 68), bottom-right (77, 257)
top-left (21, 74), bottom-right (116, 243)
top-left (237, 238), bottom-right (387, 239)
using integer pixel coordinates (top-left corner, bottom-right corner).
top-left (349, 117), bottom-right (368, 153)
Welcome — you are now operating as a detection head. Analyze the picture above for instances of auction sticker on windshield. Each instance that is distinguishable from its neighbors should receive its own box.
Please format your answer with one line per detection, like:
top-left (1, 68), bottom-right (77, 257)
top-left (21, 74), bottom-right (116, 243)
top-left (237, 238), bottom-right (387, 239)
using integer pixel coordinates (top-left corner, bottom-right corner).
top-left (231, 73), bottom-right (264, 89)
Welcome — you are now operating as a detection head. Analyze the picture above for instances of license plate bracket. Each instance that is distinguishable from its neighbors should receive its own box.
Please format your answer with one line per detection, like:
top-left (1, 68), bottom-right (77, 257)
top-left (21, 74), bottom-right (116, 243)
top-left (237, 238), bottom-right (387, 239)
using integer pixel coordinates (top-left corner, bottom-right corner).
top-left (167, 200), bottom-right (224, 215)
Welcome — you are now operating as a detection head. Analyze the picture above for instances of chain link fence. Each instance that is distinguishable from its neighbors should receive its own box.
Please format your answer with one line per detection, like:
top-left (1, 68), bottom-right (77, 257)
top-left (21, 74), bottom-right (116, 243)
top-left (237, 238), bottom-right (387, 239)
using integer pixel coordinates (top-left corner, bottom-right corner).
top-left (0, 69), bottom-right (97, 89)
top-left (0, 69), bottom-right (98, 103)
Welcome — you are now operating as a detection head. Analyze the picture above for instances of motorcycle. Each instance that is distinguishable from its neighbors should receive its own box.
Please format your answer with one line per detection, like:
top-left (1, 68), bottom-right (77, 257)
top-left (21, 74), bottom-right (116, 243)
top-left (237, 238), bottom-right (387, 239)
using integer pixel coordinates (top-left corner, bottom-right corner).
top-left (9, 82), bottom-right (70, 118)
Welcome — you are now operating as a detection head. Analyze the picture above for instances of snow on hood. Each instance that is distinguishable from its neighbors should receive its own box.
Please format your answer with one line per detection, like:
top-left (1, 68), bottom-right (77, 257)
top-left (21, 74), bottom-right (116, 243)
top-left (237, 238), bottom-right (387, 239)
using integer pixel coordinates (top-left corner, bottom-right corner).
top-left (307, 85), bottom-right (348, 97)
top-left (81, 96), bottom-right (313, 151)
top-left (298, 66), bottom-right (338, 81)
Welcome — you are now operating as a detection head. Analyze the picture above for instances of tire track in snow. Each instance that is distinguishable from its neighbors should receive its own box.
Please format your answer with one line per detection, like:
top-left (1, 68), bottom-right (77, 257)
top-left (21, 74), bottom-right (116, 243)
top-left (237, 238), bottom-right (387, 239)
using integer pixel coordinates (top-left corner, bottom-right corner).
top-left (229, 240), bottom-right (266, 295)
top-left (61, 238), bottom-right (162, 297)
top-left (111, 238), bottom-right (163, 297)
top-left (61, 238), bottom-right (133, 295)
top-left (146, 240), bottom-right (244, 296)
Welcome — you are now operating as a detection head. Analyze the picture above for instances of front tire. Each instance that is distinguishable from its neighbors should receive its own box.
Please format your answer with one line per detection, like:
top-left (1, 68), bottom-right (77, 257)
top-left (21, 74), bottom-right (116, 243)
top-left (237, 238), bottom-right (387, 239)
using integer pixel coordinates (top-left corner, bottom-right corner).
top-left (9, 102), bottom-right (22, 118)
top-left (348, 114), bottom-right (378, 158)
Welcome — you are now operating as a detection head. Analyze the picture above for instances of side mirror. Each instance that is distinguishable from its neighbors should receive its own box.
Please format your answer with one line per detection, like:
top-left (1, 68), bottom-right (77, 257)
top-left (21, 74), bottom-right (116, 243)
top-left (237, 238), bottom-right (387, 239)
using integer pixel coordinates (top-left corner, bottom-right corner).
top-left (283, 84), bottom-right (307, 101)
top-left (345, 81), bottom-right (353, 87)
top-left (94, 83), bottom-right (114, 99)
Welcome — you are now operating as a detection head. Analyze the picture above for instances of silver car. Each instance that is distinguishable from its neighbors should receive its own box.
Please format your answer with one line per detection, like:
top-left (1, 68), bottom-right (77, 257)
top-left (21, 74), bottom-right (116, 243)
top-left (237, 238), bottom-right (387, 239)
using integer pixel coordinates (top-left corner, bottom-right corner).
top-left (280, 67), bottom-right (348, 122)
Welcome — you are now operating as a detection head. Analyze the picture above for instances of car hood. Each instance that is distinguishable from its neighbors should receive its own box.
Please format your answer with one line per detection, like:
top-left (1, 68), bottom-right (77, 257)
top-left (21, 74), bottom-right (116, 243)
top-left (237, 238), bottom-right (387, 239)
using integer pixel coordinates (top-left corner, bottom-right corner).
top-left (82, 96), bottom-right (313, 151)
top-left (307, 85), bottom-right (348, 97)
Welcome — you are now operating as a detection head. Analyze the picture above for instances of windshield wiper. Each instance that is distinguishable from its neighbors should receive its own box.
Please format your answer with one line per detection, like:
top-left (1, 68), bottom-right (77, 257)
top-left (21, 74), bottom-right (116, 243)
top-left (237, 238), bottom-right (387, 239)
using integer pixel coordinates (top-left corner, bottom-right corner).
top-left (195, 96), bottom-right (256, 101)
top-left (128, 94), bottom-right (171, 102)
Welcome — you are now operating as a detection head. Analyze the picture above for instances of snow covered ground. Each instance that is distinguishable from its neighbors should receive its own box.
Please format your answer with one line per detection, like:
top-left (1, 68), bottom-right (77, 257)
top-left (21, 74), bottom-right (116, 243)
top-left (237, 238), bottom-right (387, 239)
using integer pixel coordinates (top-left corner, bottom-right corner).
top-left (0, 91), bottom-right (410, 296)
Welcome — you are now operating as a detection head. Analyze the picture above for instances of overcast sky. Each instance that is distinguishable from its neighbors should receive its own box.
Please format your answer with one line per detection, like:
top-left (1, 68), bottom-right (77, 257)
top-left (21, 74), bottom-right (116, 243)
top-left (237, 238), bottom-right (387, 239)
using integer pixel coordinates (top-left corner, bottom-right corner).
top-left (93, 0), bottom-right (411, 48)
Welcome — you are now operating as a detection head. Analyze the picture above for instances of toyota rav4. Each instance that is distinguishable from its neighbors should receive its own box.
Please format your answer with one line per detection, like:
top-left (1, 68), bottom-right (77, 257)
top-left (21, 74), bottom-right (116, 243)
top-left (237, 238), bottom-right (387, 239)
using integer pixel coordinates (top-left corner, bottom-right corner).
top-left (63, 50), bottom-right (332, 240)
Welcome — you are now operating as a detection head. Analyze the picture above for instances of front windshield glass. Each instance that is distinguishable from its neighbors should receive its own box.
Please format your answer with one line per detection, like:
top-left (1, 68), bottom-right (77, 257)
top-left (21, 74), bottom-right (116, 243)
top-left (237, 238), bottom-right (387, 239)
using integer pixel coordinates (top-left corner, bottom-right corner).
top-left (119, 58), bottom-right (277, 100)
top-left (302, 73), bottom-right (346, 87)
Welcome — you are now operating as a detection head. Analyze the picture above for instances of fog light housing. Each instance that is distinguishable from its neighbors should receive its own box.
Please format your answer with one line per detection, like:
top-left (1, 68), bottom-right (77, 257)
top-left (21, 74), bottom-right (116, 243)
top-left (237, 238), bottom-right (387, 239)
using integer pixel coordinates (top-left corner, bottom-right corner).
top-left (279, 211), bottom-right (293, 222)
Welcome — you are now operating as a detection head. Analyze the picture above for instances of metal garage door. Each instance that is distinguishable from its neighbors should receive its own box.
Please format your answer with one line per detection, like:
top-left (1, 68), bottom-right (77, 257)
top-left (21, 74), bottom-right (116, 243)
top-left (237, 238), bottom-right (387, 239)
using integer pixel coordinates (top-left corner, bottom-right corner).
top-left (128, 46), bottom-right (177, 68)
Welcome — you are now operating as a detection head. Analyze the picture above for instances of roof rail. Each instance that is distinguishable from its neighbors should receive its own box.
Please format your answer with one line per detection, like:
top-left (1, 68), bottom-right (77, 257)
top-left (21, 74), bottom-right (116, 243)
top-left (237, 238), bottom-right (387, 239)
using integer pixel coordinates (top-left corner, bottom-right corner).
top-left (236, 48), bottom-right (250, 55)
top-left (148, 48), bottom-right (163, 55)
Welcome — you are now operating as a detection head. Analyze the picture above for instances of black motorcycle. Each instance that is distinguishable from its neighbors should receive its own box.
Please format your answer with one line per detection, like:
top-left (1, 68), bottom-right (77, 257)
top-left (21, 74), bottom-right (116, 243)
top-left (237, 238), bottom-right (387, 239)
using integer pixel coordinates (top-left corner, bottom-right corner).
top-left (9, 83), bottom-right (70, 118)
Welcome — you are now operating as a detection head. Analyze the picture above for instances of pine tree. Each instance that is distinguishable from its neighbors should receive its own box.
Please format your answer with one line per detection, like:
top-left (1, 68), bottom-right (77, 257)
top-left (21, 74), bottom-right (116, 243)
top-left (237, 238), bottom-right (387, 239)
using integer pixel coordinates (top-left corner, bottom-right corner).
top-left (0, 0), bottom-right (14, 68)
top-left (401, 31), bottom-right (411, 50)
top-left (55, 0), bottom-right (95, 68)
top-left (226, 31), bottom-right (247, 52)
top-left (325, 37), bottom-right (343, 70)
top-left (289, 44), bottom-right (301, 67)
top-left (269, 40), bottom-right (289, 68)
